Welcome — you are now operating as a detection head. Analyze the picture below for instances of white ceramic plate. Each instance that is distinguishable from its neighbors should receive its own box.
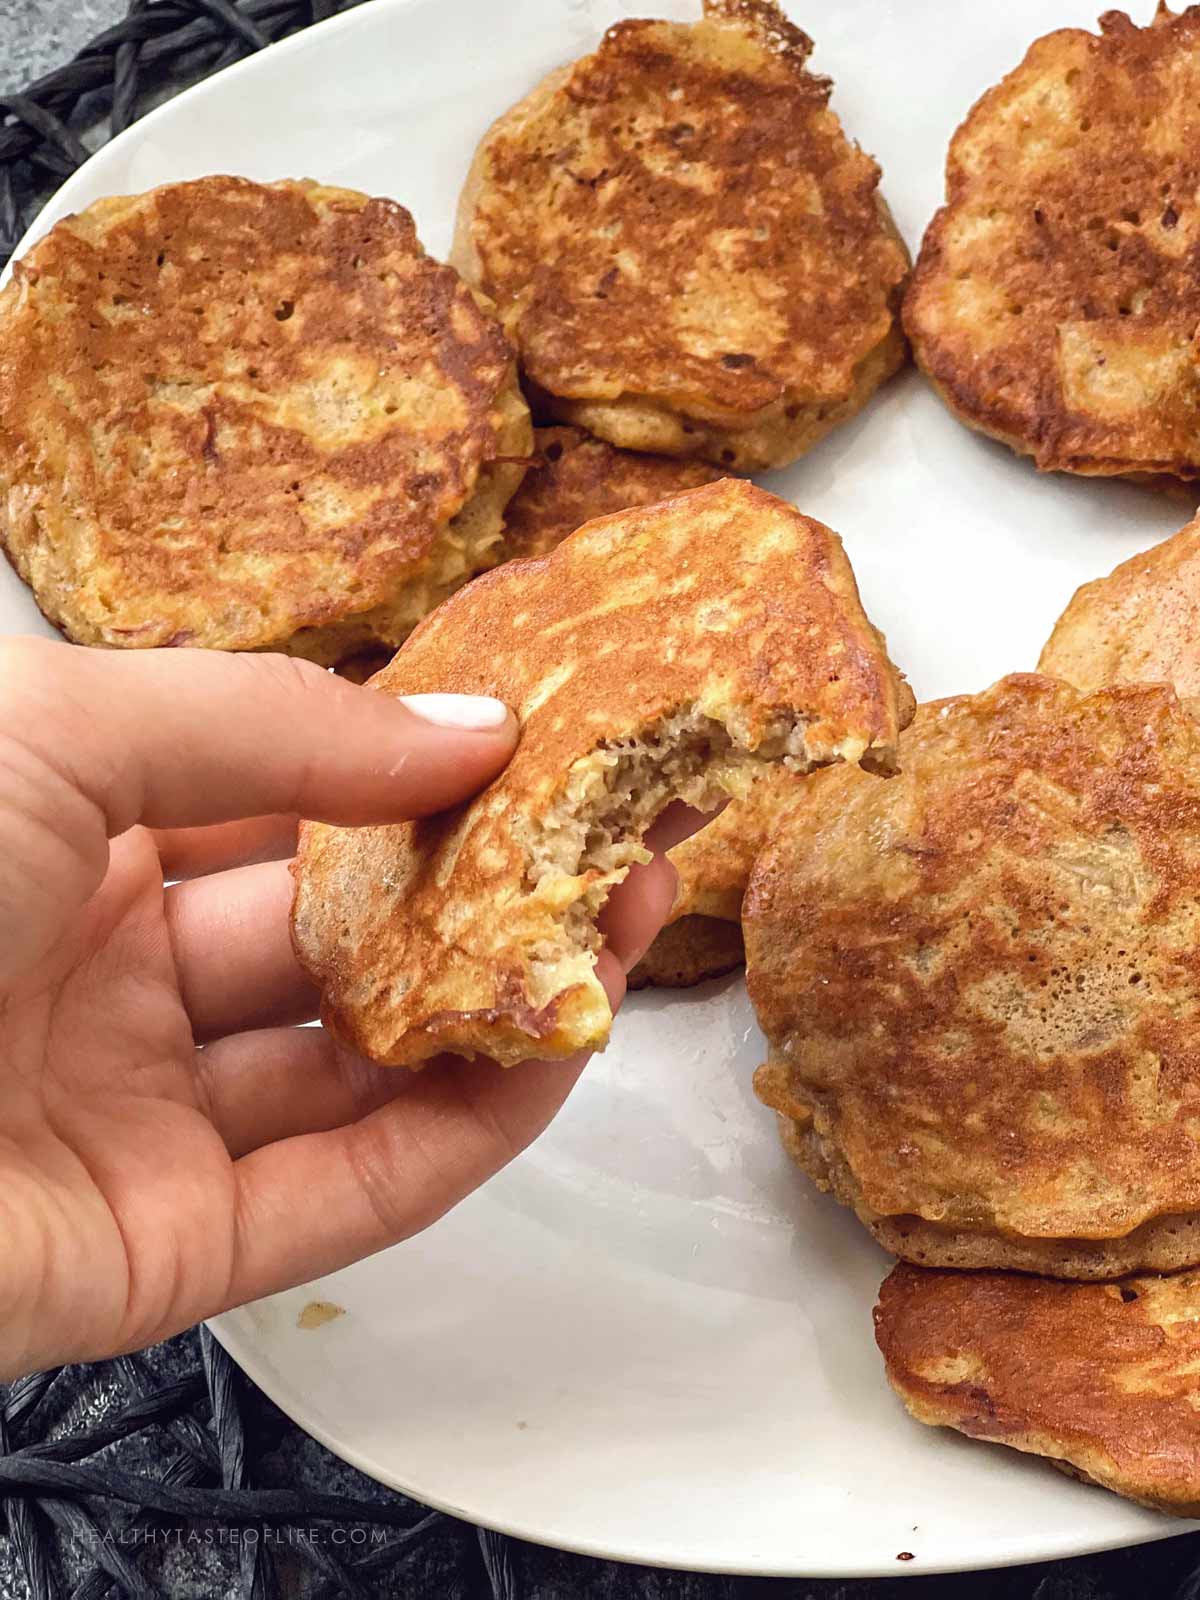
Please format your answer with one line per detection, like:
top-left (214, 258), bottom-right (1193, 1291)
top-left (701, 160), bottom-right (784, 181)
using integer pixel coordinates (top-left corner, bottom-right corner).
top-left (5, 0), bottom-right (1197, 1576)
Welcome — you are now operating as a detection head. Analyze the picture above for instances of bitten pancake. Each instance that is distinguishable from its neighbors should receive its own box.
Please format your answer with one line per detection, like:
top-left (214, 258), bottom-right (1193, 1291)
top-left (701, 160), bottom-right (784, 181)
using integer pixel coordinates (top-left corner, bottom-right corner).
top-left (876, 1262), bottom-right (1200, 1517)
top-left (292, 480), bottom-right (910, 1069)
top-left (500, 427), bottom-right (722, 561)
top-left (453, 0), bottom-right (908, 471)
top-left (1040, 510), bottom-right (1200, 696)
top-left (631, 766), bottom-right (806, 987)
top-left (906, 8), bottom-right (1200, 478)
top-left (747, 675), bottom-right (1200, 1278)
top-left (502, 424), bottom-right (777, 994)
top-left (495, 423), bottom-right (829, 993)
top-left (0, 176), bottom-right (530, 661)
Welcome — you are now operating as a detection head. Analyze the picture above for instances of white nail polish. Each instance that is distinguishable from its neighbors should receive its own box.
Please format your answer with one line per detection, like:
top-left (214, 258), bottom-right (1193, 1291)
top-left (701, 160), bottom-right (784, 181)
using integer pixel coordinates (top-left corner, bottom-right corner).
top-left (399, 693), bottom-right (510, 731)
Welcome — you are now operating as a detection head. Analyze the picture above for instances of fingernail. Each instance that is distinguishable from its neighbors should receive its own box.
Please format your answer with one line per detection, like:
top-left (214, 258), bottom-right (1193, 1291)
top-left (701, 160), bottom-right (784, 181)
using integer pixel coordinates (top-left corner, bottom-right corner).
top-left (399, 692), bottom-right (511, 731)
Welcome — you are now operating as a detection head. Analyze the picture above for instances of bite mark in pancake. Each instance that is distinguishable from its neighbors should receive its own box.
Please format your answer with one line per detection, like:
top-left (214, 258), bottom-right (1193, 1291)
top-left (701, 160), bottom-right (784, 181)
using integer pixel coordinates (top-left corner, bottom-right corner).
top-left (454, 0), bottom-right (908, 471)
top-left (876, 1261), bottom-right (1200, 1516)
top-left (747, 674), bottom-right (1200, 1277)
top-left (906, 7), bottom-right (1200, 478)
top-left (292, 479), bottom-right (911, 1068)
top-left (0, 176), bottom-right (530, 660)
top-left (632, 765), bottom-right (805, 987)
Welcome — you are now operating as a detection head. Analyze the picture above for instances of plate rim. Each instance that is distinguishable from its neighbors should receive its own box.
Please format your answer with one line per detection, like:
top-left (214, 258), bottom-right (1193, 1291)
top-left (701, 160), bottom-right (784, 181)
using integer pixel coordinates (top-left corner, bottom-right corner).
top-left (4, 0), bottom-right (404, 268)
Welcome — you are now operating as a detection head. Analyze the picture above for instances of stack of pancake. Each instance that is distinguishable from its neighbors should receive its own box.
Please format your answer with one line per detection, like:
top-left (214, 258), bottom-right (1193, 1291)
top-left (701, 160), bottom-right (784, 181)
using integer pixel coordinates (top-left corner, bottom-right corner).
top-left (10, 0), bottom-right (1200, 1518)
top-left (857, 514), bottom-right (1200, 1516)
top-left (804, 5), bottom-right (1200, 1515)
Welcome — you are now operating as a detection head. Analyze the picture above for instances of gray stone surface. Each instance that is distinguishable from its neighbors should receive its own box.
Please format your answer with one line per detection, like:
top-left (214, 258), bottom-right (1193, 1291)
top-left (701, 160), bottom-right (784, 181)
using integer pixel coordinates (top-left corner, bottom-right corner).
top-left (0, 0), bottom-right (125, 93)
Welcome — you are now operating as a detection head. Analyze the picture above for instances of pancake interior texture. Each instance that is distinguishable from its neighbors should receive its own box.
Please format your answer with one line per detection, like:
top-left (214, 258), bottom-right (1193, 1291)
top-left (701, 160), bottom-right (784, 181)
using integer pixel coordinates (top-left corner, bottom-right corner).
top-left (292, 479), bottom-right (911, 1069)
top-left (502, 425), bottom-right (749, 991)
top-left (499, 426), bottom-right (723, 561)
top-left (502, 424), bottom-right (751, 988)
top-left (0, 176), bottom-right (530, 661)
top-left (746, 674), bottom-right (1200, 1278)
top-left (1040, 508), bottom-right (1200, 696)
top-left (905, 7), bottom-right (1200, 478)
top-left (876, 1262), bottom-right (1200, 1516)
top-left (630, 766), bottom-right (807, 987)
top-left (453, 0), bottom-right (908, 471)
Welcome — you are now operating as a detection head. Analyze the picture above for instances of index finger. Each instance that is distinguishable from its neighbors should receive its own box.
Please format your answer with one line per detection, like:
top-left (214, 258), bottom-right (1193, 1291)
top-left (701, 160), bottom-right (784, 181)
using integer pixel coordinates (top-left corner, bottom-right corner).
top-left (0, 637), bottom-right (518, 837)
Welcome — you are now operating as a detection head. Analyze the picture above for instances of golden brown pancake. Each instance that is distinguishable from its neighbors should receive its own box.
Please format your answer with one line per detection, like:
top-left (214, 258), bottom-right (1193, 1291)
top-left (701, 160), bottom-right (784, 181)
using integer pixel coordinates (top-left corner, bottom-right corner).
top-left (876, 1261), bottom-right (1200, 1516)
top-left (292, 479), bottom-right (911, 1069)
top-left (453, 0), bottom-right (908, 471)
top-left (1040, 510), bottom-right (1200, 696)
top-left (905, 8), bottom-right (1200, 478)
top-left (0, 176), bottom-right (530, 661)
top-left (747, 674), bottom-right (1200, 1278)
top-left (500, 428), bottom-right (900, 992)
top-left (628, 914), bottom-right (745, 990)
top-left (501, 426), bottom-right (762, 994)
top-left (500, 427), bottom-right (722, 561)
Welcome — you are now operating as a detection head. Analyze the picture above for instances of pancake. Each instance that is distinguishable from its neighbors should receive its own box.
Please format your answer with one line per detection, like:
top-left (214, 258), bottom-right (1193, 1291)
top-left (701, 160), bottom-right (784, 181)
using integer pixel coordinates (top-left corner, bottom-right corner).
top-left (501, 428), bottom-right (757, 995)
top-left (499, 427), bottom-right (722, 561)
top-left (453, 0), bottom-right (908, 472)
top-left (631, 765), bottom-right (806, 987)
top-left (667, 767), bottom-right (808, 927)
top-left (746, 674), bottom-right (1200, 1278)
top-left (1040, 509), bottom-right (1200, 697)
top-left (292, 479), bottom-right (911, 1069)
top-left (628, 914), bottom-right (745, 990)
top-left (876, 1262), bottom-right (1200, 1517)
top-left (0, 176), bottom-right (530, 662)
top-left (496, 429), bottom-right (821, 993)
top-left (905, 8), bottom-right (1200, 478)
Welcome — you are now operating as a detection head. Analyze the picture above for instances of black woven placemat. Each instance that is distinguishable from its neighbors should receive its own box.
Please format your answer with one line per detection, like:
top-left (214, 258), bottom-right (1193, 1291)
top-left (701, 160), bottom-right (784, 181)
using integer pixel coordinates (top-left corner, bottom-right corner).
top-left (8, 4), bottom-right (1200, 1596)
top-left (7, 1330), bottom-right (1200, 1599)
top-left (0, 1330), bottom-right (494, 1598)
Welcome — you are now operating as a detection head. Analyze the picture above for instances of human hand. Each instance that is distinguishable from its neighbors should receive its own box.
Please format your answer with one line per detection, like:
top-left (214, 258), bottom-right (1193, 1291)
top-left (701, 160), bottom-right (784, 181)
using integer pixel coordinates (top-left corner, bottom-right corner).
top-left (0, 639), bottom-right (685, 1379)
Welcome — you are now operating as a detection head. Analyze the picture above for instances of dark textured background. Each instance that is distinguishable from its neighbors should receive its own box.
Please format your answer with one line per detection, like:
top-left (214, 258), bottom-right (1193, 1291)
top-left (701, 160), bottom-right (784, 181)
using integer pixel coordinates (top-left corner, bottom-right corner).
top-left (5, 1326), bottom-right (1200, 1600)
top-left (3, 2), bottom-right (1200, 1594)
